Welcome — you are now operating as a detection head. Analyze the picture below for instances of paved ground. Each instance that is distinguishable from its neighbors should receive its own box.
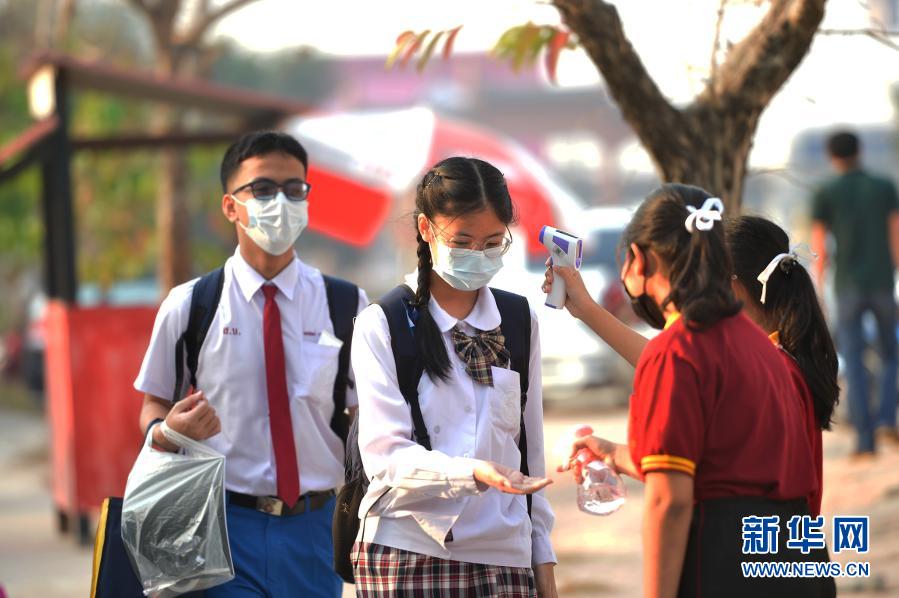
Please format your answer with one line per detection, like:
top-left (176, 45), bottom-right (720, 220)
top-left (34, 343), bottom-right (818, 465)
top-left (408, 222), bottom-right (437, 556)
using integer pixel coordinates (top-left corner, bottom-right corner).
top-left (544, 405), bottom-right (899, 597)
top-left (1, 388), bottom-right (897, 597)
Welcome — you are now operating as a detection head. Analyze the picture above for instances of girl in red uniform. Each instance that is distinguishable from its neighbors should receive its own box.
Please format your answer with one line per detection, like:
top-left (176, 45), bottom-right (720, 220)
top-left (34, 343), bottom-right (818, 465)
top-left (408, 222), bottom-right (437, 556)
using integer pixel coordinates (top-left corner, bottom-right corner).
top-left (552, 185), bottom-right (834, 597)
top-left (726, 215), bottom-right (839, 518)
top-left (548, 215), bottom-right (839, 519)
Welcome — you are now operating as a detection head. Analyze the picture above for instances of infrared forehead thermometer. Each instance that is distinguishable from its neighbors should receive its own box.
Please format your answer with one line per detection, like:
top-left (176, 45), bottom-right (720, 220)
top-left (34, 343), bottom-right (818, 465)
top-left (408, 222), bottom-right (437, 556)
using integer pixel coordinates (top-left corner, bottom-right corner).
top-left (540, 225), bottom-right (583, 309)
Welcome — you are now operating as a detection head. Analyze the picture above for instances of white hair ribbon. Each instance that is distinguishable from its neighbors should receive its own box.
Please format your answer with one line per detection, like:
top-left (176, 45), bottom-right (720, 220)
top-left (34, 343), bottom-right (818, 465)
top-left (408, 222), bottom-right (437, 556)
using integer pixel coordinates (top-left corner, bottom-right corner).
top-left (684, 197), bottom-right (725, 233)
top-left (756, 243), bottom-right (818, 304)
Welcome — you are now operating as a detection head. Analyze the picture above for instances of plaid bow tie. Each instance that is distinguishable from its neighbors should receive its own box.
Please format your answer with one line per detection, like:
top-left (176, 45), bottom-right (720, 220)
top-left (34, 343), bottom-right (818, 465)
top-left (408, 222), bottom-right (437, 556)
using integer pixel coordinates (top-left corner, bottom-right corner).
top-left (451, 325), bottom-right (511, 386)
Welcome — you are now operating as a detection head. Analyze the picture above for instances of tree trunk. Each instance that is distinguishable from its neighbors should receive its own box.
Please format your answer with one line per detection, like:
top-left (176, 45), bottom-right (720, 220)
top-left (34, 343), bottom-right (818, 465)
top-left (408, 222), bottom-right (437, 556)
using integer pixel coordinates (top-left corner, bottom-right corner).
top-left (156, 138), bottom-right (192, 291)
top-left (553, 0), bottom-right (826, 213)
top-left (650, 105), bottom-right (762, 212)
top-left (127, 0), bottom-right (260, 292)
top-left (153, 50), bottom-right (193, 292)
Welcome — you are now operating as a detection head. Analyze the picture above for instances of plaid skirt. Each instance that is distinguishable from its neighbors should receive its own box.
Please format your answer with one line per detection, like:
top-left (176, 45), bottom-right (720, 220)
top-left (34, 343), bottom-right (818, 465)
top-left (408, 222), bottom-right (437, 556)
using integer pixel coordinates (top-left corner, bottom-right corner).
top-left (353, 542), bottom-right (536, 597)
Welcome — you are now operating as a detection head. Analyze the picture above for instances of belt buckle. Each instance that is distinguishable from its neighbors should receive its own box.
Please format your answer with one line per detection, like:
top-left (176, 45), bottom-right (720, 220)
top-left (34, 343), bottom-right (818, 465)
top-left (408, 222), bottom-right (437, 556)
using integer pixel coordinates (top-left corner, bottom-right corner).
top-left (257, 496), bottom-right (284, 517)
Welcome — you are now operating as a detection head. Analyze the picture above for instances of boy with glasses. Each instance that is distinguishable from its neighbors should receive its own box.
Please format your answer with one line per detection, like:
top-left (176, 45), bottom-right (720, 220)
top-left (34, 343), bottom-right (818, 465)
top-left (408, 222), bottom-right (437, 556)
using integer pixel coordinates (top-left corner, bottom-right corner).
top-left (134, 131), bottom-right (367, 597)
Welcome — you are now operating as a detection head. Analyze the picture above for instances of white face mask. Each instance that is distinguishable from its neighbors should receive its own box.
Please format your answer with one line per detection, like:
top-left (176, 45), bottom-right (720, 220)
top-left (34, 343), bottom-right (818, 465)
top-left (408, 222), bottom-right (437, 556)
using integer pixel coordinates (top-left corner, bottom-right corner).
top-left (232, 191), bottom-right (308, 256)
top-left (431, 240), bottom-right (504, 291)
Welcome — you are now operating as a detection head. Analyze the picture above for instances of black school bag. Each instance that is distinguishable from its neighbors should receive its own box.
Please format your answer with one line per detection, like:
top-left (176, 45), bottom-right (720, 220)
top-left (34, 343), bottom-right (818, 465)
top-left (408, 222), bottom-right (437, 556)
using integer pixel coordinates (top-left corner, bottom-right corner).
top-left (333, 284), bottom-right (532, 584)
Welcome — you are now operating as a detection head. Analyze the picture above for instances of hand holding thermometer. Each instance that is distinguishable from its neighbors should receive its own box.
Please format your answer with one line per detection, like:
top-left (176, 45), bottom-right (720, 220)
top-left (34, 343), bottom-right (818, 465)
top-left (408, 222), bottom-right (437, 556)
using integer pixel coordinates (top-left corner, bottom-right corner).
top-left (539, 225), bottom-right (583, 309)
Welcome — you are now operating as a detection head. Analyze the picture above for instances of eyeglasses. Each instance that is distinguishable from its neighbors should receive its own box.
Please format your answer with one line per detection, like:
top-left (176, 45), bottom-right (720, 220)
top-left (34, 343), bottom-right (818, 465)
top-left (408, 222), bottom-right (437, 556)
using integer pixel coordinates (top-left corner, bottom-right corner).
top-left (428, 220), bottom-right (513, 256)
top-left (231, 178), bottom-right (311, 202)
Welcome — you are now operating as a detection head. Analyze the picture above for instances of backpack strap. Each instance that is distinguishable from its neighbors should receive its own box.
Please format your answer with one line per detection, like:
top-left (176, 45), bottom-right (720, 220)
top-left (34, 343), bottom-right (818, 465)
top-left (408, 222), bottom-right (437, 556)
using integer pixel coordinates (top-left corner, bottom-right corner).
top-left (374, 286), bottom-right (531, 513)
top-left (172, 267), bottom-right (225, 402)
top-left (489, 288), bottom-right (532, 516)
top-left (489, 288), bottom-right (530, 395)
top-left (376, 285), bottom-right (430, 450)
top-left (322, 274), bottom-right (359, 443)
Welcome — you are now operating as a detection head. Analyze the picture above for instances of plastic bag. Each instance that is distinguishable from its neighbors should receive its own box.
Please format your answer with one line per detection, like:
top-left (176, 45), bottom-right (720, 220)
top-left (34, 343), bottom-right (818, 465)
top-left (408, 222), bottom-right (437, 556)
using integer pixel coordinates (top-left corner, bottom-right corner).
top-left (121, 424), bottom-right (234, 597)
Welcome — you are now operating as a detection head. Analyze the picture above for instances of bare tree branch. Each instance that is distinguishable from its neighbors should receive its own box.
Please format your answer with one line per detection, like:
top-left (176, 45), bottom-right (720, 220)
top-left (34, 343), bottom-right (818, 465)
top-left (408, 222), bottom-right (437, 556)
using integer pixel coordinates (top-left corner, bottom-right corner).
top-left (819, 27), bottom-right (899, 51)
top-left (53, 0), bottom-right (77, 47)
top-left (552, 0), bottom-right (691, 168)
top-left (545, 0), bottom-right (826, 210)
top-left (197, 0), bottom-right (211, 20)
top-left (709, 0), bottom-right (729, 94)
top-left (748, 166), bottom-right (814, 191)
top-left (820, 27), bottom-right (899, 36)
top-left (857, 0), bottom-right (891, 33)
top-left (125, 0), bottom-right (149, 11)
top-left (709, 0), bottom-right (826, 110)
top-left (126, 0), bottom-right (181, 66)
top-left (177, 0), bottom-right (259, 47)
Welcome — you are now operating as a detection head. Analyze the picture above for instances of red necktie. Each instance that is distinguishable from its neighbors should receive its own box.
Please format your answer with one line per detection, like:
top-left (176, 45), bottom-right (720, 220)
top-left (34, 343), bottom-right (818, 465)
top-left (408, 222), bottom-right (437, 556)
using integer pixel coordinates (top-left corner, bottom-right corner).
top-left (262, 284), bottom-right (300, 507)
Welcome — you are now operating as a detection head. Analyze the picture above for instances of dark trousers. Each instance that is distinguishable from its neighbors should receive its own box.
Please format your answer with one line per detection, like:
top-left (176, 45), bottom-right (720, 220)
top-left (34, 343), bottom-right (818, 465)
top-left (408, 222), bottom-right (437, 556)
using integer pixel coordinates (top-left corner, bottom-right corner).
top-left (837, 289), bottom-right (898, 452)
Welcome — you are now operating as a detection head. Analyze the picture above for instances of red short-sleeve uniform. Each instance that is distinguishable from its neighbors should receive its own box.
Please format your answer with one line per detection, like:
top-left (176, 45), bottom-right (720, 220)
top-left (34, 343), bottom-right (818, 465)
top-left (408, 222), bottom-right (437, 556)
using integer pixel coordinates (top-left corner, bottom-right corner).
top-left (628, 312), bottom-right (817, 504)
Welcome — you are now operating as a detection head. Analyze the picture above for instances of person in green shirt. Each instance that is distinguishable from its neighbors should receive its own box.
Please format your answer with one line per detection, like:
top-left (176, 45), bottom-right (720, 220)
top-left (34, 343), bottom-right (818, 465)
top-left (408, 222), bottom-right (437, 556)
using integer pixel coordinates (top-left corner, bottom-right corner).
top-left (811, 130), bottom-right (899, 456)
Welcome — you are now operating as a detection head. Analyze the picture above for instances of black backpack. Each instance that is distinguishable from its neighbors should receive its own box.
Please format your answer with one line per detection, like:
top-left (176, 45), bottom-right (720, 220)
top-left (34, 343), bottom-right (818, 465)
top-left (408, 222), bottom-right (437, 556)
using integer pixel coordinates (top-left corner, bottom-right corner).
top-left (172, 266), bottom-right (359, 442)
top-left (332, 284), bottom-right (532, 584)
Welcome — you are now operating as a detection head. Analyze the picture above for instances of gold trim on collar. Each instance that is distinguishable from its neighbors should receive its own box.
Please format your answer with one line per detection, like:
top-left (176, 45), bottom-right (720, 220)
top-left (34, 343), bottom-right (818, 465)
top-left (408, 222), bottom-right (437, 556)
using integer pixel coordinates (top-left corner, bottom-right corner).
top-left (664, 312), bottom-right (682, 330)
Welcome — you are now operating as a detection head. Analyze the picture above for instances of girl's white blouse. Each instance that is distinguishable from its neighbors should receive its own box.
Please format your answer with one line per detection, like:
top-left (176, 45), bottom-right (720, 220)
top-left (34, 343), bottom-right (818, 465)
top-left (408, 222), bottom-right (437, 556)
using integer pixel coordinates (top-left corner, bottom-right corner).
top-left (350, 282), bottom-right (556, 568)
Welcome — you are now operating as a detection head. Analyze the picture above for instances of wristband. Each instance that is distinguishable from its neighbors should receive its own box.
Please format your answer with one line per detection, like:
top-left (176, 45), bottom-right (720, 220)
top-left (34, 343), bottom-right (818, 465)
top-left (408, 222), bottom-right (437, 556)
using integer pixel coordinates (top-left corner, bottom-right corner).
top-left (145, 417), bottom-right (164, 438)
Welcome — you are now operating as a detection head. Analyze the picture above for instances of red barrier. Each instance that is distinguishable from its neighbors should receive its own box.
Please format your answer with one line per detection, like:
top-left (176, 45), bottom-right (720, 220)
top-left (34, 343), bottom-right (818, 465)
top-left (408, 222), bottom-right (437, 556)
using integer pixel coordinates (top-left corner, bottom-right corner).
top-left (44, 301), bottom-right (157, 540)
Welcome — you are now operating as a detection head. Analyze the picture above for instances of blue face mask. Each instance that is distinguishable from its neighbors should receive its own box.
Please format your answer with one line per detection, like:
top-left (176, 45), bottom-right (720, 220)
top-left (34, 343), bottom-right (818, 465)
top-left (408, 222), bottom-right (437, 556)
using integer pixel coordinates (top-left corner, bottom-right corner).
top-left (431, 240), bottom-right (504, 291)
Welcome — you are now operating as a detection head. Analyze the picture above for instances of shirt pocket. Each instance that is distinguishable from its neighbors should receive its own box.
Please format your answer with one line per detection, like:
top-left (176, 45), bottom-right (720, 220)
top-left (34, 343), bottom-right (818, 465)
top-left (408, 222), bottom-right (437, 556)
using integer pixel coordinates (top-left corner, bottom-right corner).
top-left (490, 366), bottom-right (522, 433)
top-left (295, 341), bottom-right (341, 406)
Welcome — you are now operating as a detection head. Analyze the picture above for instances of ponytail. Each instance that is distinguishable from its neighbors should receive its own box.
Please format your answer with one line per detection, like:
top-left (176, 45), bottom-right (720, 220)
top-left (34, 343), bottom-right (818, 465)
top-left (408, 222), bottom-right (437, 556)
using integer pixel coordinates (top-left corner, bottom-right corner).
top-left (673, 218), bottom-right (741, 327)
top-left (726, 216), bottom-right (839, 429)
top-left (622, 184), bottom-right (741, 329)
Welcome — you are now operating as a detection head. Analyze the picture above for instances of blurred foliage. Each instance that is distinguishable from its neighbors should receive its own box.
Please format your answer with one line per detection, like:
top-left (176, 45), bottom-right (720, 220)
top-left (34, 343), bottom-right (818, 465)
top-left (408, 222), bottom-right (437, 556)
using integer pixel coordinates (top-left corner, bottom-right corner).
top-left (386, 26), bottom-right (462, 72)
top-left (0, 42), bottom-right (44, 320)
top-left (492, 23), bottom-right (573, 83)
top-left (0, 0), bottom-right (332, 321)
top-left (387, 23), bottom-right (575, 83)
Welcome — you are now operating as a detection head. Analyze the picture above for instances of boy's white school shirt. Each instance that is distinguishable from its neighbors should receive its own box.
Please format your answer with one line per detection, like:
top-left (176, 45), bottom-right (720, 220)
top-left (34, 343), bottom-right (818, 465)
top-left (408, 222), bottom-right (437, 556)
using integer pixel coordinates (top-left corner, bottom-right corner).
top-left (134, 247), bottom-right (368, 496)
top-left (352, 277), bottom-right (556, 568)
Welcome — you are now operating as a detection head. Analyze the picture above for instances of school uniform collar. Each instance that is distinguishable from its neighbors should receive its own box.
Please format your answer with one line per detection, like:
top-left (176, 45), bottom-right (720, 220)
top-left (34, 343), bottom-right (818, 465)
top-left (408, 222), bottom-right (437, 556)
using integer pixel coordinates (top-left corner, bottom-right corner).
top-left (770, 329), bottom-right (798, 362)
top-left (403, 270), bottom-right (502, 333)
top-left (664, 312), bottom-right (681, 330)
top-left (231, 246), bottom-right (299, 302)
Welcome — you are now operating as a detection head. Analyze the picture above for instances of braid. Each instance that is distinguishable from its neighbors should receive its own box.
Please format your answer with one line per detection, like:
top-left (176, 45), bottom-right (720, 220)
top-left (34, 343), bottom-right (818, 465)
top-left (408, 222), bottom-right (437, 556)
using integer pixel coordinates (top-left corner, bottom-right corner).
top-left (408, 157), bottom-right (514, 383)
top-left (412, 226), bottom-right (451, 381)
top-left (415, 232), bottom-right (433, 307)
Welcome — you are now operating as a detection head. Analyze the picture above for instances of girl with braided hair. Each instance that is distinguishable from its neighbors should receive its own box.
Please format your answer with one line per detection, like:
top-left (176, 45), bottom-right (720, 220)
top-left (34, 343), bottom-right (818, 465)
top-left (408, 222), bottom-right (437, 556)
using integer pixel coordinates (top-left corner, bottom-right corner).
top-left (350, 157), bottom-right (558, 597)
